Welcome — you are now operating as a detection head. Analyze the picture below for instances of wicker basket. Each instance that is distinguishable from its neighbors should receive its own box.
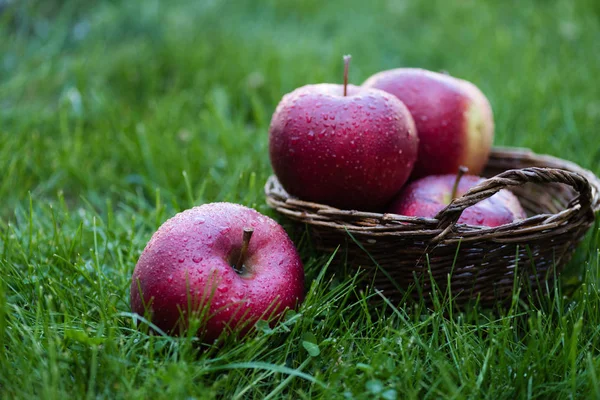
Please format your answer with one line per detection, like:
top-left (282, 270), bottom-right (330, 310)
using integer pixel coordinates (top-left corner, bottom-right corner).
top-left (265, 147), bottom-right (600, 307)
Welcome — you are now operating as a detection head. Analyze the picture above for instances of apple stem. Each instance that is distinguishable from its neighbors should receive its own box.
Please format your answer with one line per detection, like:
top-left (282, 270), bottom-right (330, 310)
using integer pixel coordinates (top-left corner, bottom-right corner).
top-left (343, 54), bottom-right (351, 96)
top-left (451, 166), bottom-right (469, 201)
top-left (234, 228), bottom-right (254, 273)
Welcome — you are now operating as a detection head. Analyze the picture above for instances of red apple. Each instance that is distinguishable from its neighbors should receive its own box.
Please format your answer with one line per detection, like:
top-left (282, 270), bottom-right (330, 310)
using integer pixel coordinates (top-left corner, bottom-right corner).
top-left (269, 56), bottom-right (419, 211)
top-left (362, 68), bottom-right (494, 179)
top-left (130, 202), bottom-right (305, 342)
top-left (387, 168), bottom-right (527, 227)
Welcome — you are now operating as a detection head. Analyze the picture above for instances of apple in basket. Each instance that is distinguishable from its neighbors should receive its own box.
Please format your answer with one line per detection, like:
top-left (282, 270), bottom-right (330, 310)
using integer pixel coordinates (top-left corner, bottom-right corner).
top-left (362, 68), bottom-right (494, 179)
top-left (130, 202), bottom-right (305, 342)
top-left (387, 167), bottom-right (527, 227)
top-left (269, 55), bottom-right (419, 211)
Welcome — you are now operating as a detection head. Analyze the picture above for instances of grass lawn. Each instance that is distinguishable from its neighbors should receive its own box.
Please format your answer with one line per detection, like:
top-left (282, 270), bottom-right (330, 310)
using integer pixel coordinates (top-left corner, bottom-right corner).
top-left (2, 0), bottom-right (600, 398)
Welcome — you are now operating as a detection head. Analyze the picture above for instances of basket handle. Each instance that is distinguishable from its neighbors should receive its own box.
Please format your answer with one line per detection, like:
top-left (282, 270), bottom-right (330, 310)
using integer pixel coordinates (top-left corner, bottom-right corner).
top-left (434, 167), bottom-right (593, 231)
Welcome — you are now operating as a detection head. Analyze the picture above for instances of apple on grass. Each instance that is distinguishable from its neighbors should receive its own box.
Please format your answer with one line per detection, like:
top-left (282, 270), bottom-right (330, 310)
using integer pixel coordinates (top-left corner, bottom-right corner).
top-left (269, 55), bottom-right (419, 211)
top-left (387, 167), bottom-right (527, 227)
top-left (130, 202), bottom-right (305, 343)
top-left (362, 68), bottom-right (494, 179)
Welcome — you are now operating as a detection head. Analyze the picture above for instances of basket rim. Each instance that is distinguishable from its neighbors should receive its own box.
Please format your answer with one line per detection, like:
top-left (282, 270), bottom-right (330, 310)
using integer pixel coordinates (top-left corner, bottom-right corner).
top-left (264, 147), bottom-right (600, 244)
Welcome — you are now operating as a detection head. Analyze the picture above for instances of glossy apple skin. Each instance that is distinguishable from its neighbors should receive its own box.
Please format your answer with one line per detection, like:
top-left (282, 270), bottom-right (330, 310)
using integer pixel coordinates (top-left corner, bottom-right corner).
top-left (130, 203), bottom-right (305, 342)
top-left (269, 83), bottom-right (418, 211)
top-left (387, 174), bottom-right (527, 227)
top-left (362, 68), bottom-right (494, 179)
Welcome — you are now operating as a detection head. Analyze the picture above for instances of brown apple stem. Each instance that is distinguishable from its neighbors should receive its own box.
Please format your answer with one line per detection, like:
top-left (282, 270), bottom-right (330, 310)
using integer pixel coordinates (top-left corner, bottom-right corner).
top-left (451, 166), bottom-right (469, 201)
top-left (343, 54), bottom-right (351, 96)
top-left (234, 228), bottom-right (254, 272)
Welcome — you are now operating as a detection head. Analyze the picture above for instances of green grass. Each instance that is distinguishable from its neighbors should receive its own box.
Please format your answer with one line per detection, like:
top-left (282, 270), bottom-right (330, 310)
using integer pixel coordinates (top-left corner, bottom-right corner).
top-left (2, 0), bottom-right (600, 398)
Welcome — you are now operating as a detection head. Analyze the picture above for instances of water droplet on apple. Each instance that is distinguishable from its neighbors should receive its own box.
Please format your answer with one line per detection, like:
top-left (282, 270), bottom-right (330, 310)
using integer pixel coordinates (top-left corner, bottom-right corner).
top-left (330, 114), bottom-right (336, 120)
top-left (308, 130), bottom-right (315, 139)
top-left (178, 257), bottom-right (185, 263)
top-left (319, 129), bottom-right (327, 136)
top-left (168, 275), bottom-right (173, 283)
top-left (315, 102), bottom-right (322, 108)
top-left (420, 115), bottom-right (428, 122)
top-left (195, 217), bottom-right (206, 225)
top-left (192, 255), bottom-right (203, 263)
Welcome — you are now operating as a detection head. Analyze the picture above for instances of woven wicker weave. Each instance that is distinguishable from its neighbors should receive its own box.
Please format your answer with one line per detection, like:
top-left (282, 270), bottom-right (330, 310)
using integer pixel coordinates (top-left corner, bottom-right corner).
top-left (265, 147), bottom-right (600, 307)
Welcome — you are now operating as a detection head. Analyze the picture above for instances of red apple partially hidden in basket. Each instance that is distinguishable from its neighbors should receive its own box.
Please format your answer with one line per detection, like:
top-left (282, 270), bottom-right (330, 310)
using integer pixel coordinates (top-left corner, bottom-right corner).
top-left (387, 167), bottom-right (527, 227)
top-left (269, 56), bottom-right (419, 211)
top-left (362, 68), bottom-right (494, 179)
top-left (130, 202), bottom-right (305, 343)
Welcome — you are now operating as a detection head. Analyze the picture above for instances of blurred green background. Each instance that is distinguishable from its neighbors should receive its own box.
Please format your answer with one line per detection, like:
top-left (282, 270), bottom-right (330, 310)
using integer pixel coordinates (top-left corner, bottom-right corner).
top-left (2, 0), bottom-right (599, 212)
